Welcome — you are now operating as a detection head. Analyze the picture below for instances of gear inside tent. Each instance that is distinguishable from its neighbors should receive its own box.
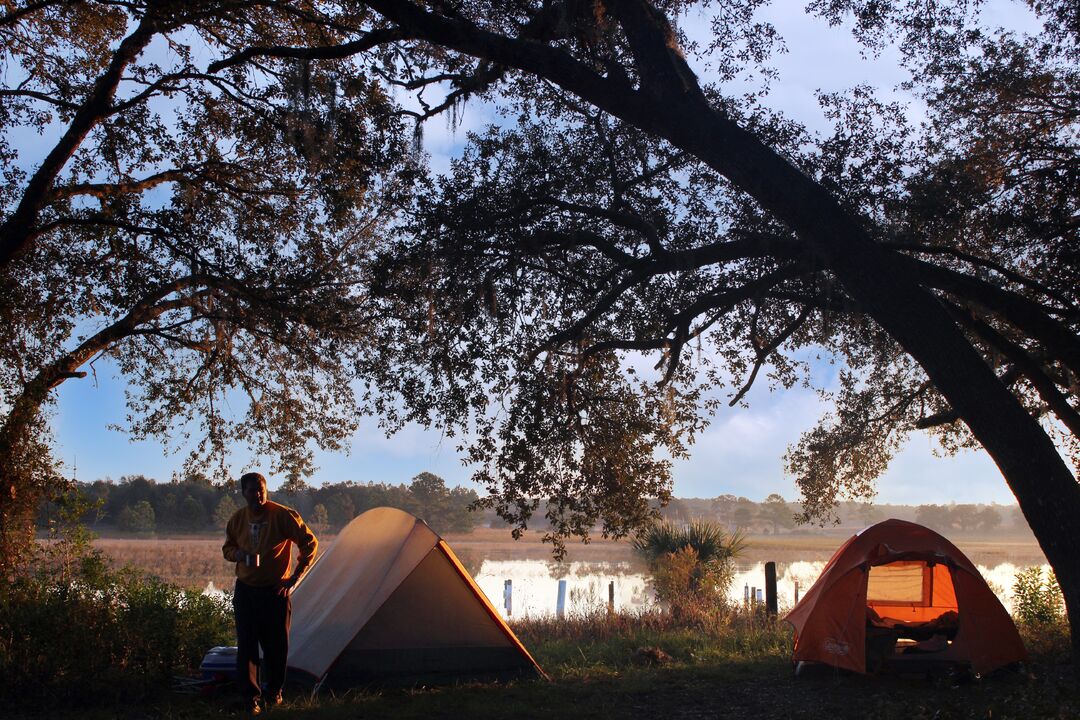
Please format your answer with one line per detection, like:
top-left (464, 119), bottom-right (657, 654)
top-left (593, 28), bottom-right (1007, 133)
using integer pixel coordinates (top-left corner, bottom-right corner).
top-left (286, 506), bottom-right (544, 687)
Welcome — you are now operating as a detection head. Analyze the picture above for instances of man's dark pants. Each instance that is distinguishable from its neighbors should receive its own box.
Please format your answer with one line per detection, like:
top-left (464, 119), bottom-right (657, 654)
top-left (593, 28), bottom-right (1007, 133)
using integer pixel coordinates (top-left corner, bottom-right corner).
top-left (234, 580), bottom-right (291, 703)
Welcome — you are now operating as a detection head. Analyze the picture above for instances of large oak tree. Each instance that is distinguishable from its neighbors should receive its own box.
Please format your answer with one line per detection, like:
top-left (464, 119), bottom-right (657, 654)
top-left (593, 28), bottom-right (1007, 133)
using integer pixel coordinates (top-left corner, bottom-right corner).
top-left (341, 0), bottom-right (1080, 654)
top-left (2, 0), bottom-right (1079, 657)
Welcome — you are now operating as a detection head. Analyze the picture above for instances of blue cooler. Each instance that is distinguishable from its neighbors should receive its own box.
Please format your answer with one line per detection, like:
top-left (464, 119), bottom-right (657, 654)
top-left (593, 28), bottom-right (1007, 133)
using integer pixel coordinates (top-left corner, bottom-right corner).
top-left (200, 646), bottom-right (238, 680)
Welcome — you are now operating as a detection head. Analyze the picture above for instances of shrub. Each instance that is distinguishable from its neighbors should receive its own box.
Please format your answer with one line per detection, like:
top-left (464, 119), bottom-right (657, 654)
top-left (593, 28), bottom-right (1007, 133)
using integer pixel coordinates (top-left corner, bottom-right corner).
top-left (1012, 565), bottom-right (1069, 660)
top-left (632, 520), bottom-right (747, 564)
top-left (0, 491), bottom-right (232, 708)
top-left (632, 520), bottom-right (746, 619)
top-left (1013, 566), bottom-right (1064, 625)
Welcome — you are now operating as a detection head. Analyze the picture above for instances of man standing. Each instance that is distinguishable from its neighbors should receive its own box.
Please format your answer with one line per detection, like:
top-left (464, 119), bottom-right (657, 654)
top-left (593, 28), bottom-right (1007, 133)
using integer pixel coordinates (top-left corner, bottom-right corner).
top-left (222, 472), bottom-right (318, 715)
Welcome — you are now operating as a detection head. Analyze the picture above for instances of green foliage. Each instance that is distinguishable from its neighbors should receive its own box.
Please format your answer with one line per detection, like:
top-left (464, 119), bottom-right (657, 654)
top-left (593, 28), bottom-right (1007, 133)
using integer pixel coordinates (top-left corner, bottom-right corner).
top-left (52, 474), bottom-right (482, 535)
top-left (632, 521), bottom-right (746, 618)
top-left (1013, 566), bottom-right (1065, 626)
top-left (1013, 566), bottom-right (1071, 660)
top-left (116, 499), bottom-right (156, 533)
top-left (760, 493), bottom-right (795, 533)
top-left (913, 503), bottom-right (1005, 534)
top-left (324, 491), bottom-right (356, 530)
top-left (632, 520), bottom-right (748, 565)
top-left (309, 503), bottom-right (331, 534)
top-left (178, 495), bottom-right (207, 530)
top-left (0, 567), bottom-right (232, 707)
top-left (0, 496), bottom-right (232, 708)
top-left (0, 0), bottom-right (415, 568)
top-left (212, 494), bottom-right (238, 529)
top-left (409, 472), bottom-right (479, 534)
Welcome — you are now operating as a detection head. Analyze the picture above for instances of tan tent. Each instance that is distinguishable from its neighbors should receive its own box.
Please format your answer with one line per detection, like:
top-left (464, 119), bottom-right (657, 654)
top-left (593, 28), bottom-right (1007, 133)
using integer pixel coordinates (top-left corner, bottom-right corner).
top-left (785, 519), bottom-right (1026, 675)
top-left (287, 507), bottom-right (543, 686)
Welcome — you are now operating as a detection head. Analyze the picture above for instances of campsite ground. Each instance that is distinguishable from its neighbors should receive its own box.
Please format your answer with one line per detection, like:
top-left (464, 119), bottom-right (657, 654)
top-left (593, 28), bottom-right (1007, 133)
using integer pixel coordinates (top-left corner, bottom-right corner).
top-left (66, 620), bottom-right (1078, 720)
top-left (267, 660), bottom-right (1078, 720)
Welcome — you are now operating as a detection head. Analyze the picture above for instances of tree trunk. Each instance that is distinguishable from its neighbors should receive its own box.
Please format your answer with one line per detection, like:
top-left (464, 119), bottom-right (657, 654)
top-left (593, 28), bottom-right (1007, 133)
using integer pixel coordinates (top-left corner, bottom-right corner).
top-left (0, 375), bottom-right (67, 572)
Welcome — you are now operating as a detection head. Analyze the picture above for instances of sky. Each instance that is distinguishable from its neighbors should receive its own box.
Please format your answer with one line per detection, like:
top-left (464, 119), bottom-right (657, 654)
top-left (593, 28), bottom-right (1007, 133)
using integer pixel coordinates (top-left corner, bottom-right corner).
top-left (47, 2), bottom-right (1043, 506)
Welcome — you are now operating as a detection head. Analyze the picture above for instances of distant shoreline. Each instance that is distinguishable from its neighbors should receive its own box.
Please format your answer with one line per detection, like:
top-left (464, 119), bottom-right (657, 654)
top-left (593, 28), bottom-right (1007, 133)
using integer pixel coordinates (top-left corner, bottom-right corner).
top-left (86, 526), bottom-right (1047, 594)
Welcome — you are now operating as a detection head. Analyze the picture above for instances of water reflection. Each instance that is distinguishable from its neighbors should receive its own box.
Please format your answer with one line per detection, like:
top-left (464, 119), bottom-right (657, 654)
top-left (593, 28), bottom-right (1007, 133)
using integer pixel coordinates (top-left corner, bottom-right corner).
top-left (474, 560), bottom-right (652, 617)
top-left (473, 559), bottom-right (1051, 618)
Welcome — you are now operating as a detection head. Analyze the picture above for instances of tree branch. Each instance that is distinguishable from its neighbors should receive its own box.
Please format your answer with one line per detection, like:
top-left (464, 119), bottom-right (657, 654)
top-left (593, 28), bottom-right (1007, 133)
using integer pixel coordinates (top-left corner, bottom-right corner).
top-left (578, 264), bottom-right (807, 362)
top-left (889, 240), bottom-right (1076, 311)
top-left (907, 255), bottom-right (1080, 379)
top-left (49, 168), bottom-right (191, 200)
top-left (0, 0), bottom-right (60, 28)
top-left (0, 89), bottom-right (80, 111)
top-left (0, 13), bottom-right (161, 270)
top-left (207, 28), bottom-right (410, 73)
top-left (945, 301), bottom-right (1080, 439)
top-left (729, 304), bottom-right (812, 406)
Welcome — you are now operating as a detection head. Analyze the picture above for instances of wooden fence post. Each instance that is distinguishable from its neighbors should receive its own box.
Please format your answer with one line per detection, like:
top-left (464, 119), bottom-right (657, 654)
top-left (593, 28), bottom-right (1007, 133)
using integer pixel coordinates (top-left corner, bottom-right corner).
top-left (765, 561), bottom-right (778, 616)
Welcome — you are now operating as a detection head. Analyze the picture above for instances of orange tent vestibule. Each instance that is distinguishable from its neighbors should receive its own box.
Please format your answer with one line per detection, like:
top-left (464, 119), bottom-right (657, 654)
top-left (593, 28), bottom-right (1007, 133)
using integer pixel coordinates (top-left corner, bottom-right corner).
top-left (785, 519), bottom-right (1026, 674)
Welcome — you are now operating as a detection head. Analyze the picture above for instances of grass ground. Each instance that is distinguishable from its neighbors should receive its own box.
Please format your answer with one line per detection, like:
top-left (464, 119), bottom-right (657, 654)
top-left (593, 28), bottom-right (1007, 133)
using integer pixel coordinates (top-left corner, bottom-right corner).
top-left (49, 611), bottom-right (1076, 720)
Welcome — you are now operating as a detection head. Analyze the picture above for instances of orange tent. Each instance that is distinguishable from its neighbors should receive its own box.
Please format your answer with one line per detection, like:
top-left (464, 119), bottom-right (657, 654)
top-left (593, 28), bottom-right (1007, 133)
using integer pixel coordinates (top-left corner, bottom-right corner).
top-left (785, 519), bottom-right (1026, 674)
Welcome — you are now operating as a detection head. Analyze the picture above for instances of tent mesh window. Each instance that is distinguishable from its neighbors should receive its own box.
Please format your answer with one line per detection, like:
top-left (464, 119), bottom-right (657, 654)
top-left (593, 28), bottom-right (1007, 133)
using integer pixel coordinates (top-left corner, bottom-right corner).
top-left (867, 561), bottom-right (927, 604)
top-left (867, 560), bottom-right (959, 625)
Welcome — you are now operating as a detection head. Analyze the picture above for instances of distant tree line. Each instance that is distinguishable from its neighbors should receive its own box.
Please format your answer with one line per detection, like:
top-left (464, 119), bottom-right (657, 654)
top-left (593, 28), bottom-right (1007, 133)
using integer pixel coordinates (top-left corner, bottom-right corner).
top-left (39, 471), bottom-right (479, 537)
top-left (656, 495), bottom-right (1025, 536)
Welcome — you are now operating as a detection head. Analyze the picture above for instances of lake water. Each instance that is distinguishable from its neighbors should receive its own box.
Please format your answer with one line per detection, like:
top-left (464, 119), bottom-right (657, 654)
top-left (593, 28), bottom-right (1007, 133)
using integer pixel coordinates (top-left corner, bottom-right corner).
top-left (470, 559), bottom-right (1051, 618)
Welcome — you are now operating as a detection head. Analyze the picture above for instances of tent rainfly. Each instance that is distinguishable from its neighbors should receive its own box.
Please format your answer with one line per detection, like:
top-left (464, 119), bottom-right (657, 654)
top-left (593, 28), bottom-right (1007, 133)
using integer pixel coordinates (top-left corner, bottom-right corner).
top-left (287, 507), bottom-right (544, 687)
top-left (785, 519), bottom-right (1026, 675)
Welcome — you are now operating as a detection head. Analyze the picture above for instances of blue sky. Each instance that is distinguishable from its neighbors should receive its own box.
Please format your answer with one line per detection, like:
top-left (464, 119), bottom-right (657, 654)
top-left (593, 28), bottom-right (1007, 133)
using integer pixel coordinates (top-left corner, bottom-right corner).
top-left (49, 2), bottom-right (1040, 505)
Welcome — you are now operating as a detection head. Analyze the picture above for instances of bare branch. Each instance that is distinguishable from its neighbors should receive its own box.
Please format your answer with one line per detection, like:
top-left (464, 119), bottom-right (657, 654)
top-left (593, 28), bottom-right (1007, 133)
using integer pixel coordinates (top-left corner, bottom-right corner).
top-left (946, 301), bottom-right (1080, 438)
top-left (50, 168), bottom-right (190, 200)
top-left (0, 89), bottom-right (80, 111)
top-left (579, 264), bottom-right (808, 361)
top-left (889, 240), bottom-right (1076, 311)
top-left (207, 28), bottom-right (409, 74)
top-left (729, 304), bottom-right (812, 406)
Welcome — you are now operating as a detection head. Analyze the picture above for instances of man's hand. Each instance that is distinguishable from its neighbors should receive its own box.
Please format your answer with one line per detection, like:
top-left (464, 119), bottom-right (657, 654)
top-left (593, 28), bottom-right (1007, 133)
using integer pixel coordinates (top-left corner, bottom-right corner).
top-left (277, 576), bottom-right (298, 597)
